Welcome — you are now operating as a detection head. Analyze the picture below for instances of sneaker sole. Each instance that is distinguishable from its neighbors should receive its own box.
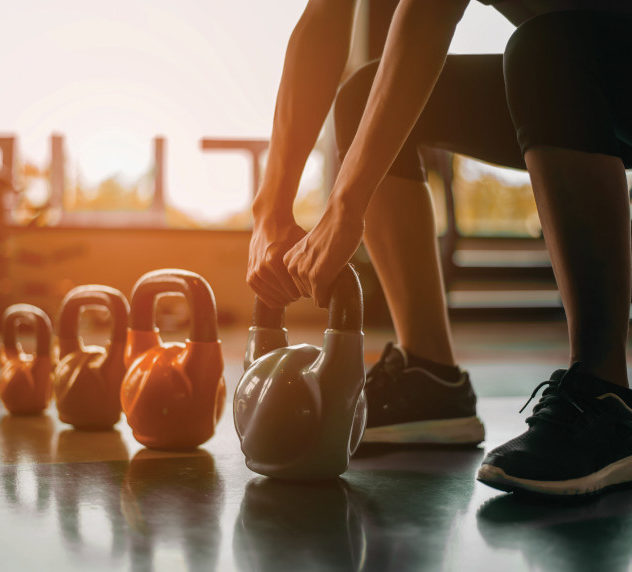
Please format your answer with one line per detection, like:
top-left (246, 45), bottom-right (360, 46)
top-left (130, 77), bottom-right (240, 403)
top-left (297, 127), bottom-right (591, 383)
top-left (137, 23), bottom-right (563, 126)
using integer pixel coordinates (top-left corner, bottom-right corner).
top-left (362, 415), bottom-right (485, 445)
top-left (478, 455), bottom-right (632, 496)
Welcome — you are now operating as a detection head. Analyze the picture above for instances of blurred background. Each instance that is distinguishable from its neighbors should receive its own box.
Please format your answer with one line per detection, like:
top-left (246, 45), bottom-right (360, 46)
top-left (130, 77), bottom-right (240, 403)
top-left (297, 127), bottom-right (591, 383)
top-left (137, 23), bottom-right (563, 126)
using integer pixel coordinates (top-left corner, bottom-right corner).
top-left (1, 0), bottom-right (628, 329)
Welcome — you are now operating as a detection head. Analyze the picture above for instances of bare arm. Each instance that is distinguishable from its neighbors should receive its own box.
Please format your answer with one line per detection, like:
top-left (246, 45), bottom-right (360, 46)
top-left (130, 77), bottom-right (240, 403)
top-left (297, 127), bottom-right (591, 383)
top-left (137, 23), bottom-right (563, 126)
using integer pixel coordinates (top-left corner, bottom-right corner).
top-left (333, 0), bottom-right (469, 210)
top-left (247, 0), bottom-right (357, 308)
top-left (284, 0), bottom-right (470, 306)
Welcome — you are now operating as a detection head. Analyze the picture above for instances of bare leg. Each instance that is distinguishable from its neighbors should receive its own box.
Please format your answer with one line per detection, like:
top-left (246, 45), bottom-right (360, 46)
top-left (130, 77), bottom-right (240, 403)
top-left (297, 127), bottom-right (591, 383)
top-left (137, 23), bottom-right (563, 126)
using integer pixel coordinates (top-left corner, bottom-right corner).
top-left (363, 174), bottom-right (456, 365)
top-left (525, 147), bottom-right (630, 387)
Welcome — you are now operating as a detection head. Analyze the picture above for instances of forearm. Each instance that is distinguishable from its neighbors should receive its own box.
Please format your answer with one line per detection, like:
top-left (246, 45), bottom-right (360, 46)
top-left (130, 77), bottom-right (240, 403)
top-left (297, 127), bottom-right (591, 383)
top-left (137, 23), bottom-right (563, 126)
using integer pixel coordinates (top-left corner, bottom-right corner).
top-left (253, 0), bottom-right (355, 222)
top-left (331, 0), bottom-right (468, 212)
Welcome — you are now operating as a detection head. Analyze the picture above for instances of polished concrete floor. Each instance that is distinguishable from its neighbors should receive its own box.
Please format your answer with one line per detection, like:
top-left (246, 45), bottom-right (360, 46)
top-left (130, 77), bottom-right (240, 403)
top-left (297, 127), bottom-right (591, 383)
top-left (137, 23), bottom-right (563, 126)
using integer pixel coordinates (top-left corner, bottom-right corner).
top-left (2, 321), bottom-right (632, 571)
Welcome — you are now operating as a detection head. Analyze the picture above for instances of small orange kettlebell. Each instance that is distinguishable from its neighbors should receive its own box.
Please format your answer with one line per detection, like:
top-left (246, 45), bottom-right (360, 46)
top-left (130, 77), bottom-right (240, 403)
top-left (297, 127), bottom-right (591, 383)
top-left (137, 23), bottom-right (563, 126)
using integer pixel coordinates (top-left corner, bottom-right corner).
top-left (121, 269), bottom-right (225, 450)
top-left (0, 304), bottom-right (53, 415)
top-left (54, 286), bottom-right (129, 430)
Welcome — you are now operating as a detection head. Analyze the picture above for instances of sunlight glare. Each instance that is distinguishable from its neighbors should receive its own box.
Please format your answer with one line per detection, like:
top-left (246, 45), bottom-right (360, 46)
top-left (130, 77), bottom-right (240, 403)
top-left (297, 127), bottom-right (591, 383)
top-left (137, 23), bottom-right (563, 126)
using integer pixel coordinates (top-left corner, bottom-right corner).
top-left (1, 1), bottom-right (518, 224)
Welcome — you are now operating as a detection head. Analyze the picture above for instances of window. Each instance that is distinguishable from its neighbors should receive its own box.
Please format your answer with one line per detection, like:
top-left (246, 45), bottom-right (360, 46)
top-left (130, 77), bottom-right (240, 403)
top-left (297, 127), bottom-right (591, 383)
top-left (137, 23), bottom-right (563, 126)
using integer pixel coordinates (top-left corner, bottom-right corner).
top-left (0, 1), bottom-right (309, 228)
top-left (452, 155), bottom-right (540, 237)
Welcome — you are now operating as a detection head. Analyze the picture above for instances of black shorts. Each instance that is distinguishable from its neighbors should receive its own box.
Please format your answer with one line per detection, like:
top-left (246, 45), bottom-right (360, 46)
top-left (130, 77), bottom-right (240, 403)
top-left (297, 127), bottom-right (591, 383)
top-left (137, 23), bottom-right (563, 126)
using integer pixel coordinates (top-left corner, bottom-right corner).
top-left (335, 10), bottom-right (632, 180)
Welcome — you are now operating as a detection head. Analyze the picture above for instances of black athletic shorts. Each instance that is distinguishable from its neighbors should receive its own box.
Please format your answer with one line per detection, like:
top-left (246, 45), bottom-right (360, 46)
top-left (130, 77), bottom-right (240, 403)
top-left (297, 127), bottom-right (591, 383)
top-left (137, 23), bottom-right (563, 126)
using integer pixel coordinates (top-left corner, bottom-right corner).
top-left (335, 10), bottom-right (632, 180)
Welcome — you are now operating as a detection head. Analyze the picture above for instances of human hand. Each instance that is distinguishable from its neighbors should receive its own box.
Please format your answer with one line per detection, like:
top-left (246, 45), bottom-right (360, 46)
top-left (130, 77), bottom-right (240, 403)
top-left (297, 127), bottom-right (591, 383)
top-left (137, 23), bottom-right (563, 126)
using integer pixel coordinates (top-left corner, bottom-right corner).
top-left (247, 214), bottom-right (306, 309)
top-left (283, 200), bottom-right (364, 308)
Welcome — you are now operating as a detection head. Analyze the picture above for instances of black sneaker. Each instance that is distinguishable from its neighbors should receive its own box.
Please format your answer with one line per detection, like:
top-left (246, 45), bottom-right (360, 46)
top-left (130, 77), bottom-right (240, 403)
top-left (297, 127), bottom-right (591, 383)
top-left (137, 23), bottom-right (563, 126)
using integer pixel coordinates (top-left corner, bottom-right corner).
top-left (478, 363), bottom-right (632, 496)
top-left (362, 343), bottom-right (485, 444)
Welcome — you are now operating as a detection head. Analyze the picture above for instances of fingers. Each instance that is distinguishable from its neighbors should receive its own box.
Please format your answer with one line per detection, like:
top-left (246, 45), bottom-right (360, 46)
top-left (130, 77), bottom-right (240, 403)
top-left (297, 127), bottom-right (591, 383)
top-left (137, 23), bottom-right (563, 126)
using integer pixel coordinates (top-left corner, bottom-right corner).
top-left (283, 247), bottom-right (335, 308)
top-left (247, 273), bottom-right (287, 309)
top-left (274, 207), bottom-right (363, 308)
top-left (247, 219), bottom-right (309, 308)
top-left (267, 259), bottom-right (301, 301)
top-left (312, 282), bottom-right (333, 309)
top-left (283, 249), bottom-right (311, 299)
top-left (247, 257), bottom-right (301, 309)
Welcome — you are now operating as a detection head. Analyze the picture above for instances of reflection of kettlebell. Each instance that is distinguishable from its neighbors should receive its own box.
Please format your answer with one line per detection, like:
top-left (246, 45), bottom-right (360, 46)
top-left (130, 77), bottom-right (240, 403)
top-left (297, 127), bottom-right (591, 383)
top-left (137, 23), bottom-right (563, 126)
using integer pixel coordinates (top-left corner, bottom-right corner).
top-left (234, 264), bottom-right (367, 480)
top-left (0, 414), bottom-right (56, 512)
top-left (121, 269), bottom-right (226, 450)
top-left (0, 304), bottom-right (53, 415)
top-left (54, 286), bottom-right (129, 430)
top-left (54, 429), bottom-right (129, 560)
top-left (234, 478), bottom-right (367, 571)
top-left (121, 449), bottom-right (224, 569)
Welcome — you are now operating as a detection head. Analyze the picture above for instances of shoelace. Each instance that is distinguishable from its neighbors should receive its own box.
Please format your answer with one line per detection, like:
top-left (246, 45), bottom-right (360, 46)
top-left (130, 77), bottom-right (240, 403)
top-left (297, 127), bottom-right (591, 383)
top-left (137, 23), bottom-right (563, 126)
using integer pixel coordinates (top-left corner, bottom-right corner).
top-left (519, 379), bottom-right (585, 415)
top-left (517, 365), bottom-right (603, 430)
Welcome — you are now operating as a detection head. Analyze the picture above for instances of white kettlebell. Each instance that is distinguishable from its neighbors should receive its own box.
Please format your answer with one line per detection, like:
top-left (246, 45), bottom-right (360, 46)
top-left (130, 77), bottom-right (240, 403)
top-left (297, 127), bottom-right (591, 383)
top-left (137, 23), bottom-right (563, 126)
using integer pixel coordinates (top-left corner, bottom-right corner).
top-left (234, 264), bottom-right (367, 480)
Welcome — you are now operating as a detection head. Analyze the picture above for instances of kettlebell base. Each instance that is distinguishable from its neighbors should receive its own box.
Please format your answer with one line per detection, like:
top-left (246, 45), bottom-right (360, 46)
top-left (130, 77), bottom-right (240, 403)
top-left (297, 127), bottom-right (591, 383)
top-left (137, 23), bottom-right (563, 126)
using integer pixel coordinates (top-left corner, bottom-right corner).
top-left (131, 430), bottom-right (214, 452)
top-left (140, 444), bottom-right (201, 453)
top-left (5, 408), bottom-right (47, 417)
top-left (245, 459), bottom-right (348, 481)
top-left (70, 424), bottom-right (118, 432)
top-left (59, 411), bottom-right (121, 432)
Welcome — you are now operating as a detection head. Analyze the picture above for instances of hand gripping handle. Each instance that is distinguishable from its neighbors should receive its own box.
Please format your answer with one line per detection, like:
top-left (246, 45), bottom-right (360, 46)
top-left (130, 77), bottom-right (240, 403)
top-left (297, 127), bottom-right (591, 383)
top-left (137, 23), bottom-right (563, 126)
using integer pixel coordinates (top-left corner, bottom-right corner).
top-left (58, 286), bottom-right (130, 358)
top-left (2, 304), bottom-right (52, 357)
top-left (129, 269), bottom-right (219, 343)
top-left (252, 263), bottom-right (363, 332)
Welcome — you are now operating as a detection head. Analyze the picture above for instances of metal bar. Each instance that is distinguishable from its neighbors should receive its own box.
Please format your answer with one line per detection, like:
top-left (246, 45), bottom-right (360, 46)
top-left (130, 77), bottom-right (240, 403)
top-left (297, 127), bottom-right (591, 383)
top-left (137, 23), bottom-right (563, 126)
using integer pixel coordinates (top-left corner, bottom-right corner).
top-left (200, 138), bottom-right (269, 199)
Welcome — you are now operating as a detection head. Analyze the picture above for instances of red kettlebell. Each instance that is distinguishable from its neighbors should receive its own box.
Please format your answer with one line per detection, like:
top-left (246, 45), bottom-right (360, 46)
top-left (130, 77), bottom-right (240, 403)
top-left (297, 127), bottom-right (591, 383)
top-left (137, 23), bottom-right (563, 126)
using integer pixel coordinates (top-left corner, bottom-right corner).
top-left (54, 286), bottom-right (129, 430)
top-left (234, 264), bottom-right (367, 479)
top-left (121, 269), bottom-right (225, 450)
top-left (0, 304), bottom-right (53, 415)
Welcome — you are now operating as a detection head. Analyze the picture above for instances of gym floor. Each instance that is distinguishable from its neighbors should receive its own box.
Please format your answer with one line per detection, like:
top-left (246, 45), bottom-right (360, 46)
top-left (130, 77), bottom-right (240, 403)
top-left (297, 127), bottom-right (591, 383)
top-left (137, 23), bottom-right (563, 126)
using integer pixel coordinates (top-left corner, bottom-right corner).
top-left (2, 319), bottom-right (632, 571)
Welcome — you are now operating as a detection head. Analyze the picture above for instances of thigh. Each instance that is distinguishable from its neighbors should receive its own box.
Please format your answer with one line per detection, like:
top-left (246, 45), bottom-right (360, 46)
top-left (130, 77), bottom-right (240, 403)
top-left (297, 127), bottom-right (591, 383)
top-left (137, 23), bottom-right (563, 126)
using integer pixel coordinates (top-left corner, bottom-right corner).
top-left (504, 10), bottom-right (632, 168)
top-left (334, 55), bottom-right (526, 176)
top-left (417, 54), bottom-right (525, 170)
top-left (595, 15), bottom-right (632, 167)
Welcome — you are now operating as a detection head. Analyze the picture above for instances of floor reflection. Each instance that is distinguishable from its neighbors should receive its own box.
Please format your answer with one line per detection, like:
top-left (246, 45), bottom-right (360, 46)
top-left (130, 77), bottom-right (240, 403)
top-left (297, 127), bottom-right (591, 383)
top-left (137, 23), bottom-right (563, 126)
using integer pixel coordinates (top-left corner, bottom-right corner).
top-left (121, 449), bottom-right (224, 571)
top-left (234, 446), bottom-right (484, 571)
top-left (0, 413), bottom-right (226, 570)
top-left (234, 478), bottom-right (367, 571)
top-left (0, 414), bottom-right (55, 513)
top-left (351, 444), bottom-right (484, 571)
top-left (477, 490), bottom-right (632, 571)
top-left (5, 392), bottom-right (631, 570)
top-left (53, 429), bottom-right (129, 560)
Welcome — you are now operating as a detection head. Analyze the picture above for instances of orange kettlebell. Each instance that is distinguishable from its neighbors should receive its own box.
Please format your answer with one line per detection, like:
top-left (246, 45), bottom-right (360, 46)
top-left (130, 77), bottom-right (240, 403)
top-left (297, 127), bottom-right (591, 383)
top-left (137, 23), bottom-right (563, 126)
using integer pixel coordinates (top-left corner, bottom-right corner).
top-left (121, 269), bottom-right (225, 450)
top-left (0, 304), bottom-right (53, 415)
top-left (54, 285), bottom-right (129, 430)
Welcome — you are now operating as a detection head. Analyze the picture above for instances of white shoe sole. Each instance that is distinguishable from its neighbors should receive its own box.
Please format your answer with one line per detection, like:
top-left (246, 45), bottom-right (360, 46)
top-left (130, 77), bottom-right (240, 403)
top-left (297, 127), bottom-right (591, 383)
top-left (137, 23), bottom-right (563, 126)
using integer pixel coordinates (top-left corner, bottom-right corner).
top-left (478, 455), bottom-right (632, 496)
top-left (362, 415), bottom-right (485, 445)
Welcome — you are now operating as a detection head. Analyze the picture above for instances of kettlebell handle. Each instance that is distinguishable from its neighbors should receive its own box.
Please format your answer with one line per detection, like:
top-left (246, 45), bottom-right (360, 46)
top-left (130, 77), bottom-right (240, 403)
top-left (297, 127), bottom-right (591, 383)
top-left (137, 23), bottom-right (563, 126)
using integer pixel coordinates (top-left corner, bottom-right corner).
top-left (58, 286), bottom-right (130, 350)
top-left (253, 264), bottom-right (363, 331)
top-left (129, 269), bottom-right (219, 343)
top-left (252, 297), bottom-right (285, 329)
top-left (2, 304), bottom-right (52, 356)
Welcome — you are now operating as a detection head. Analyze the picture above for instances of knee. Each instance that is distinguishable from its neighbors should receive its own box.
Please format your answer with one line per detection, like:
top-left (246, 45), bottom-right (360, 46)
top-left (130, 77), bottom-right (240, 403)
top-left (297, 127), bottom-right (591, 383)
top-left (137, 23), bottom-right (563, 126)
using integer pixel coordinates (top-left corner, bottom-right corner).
top-left (333, 61), bottom-right (378, 161)
top-left (503, 11), bottom-right (599, 155)
top-left (504, 15), bottom-right (551, 84)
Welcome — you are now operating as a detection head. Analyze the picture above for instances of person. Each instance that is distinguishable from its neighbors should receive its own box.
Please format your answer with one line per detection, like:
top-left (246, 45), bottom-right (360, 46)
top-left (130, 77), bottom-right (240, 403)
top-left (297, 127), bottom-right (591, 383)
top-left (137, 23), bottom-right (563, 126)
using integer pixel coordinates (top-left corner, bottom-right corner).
top-left (247, 0), bottom-right (632, 496)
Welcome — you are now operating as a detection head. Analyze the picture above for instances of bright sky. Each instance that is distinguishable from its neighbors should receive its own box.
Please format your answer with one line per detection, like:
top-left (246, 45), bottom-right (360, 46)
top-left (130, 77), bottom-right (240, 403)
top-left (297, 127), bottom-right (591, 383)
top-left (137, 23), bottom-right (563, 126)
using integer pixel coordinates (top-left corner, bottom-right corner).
top-left (0, 1), bottom-right (519, 223)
